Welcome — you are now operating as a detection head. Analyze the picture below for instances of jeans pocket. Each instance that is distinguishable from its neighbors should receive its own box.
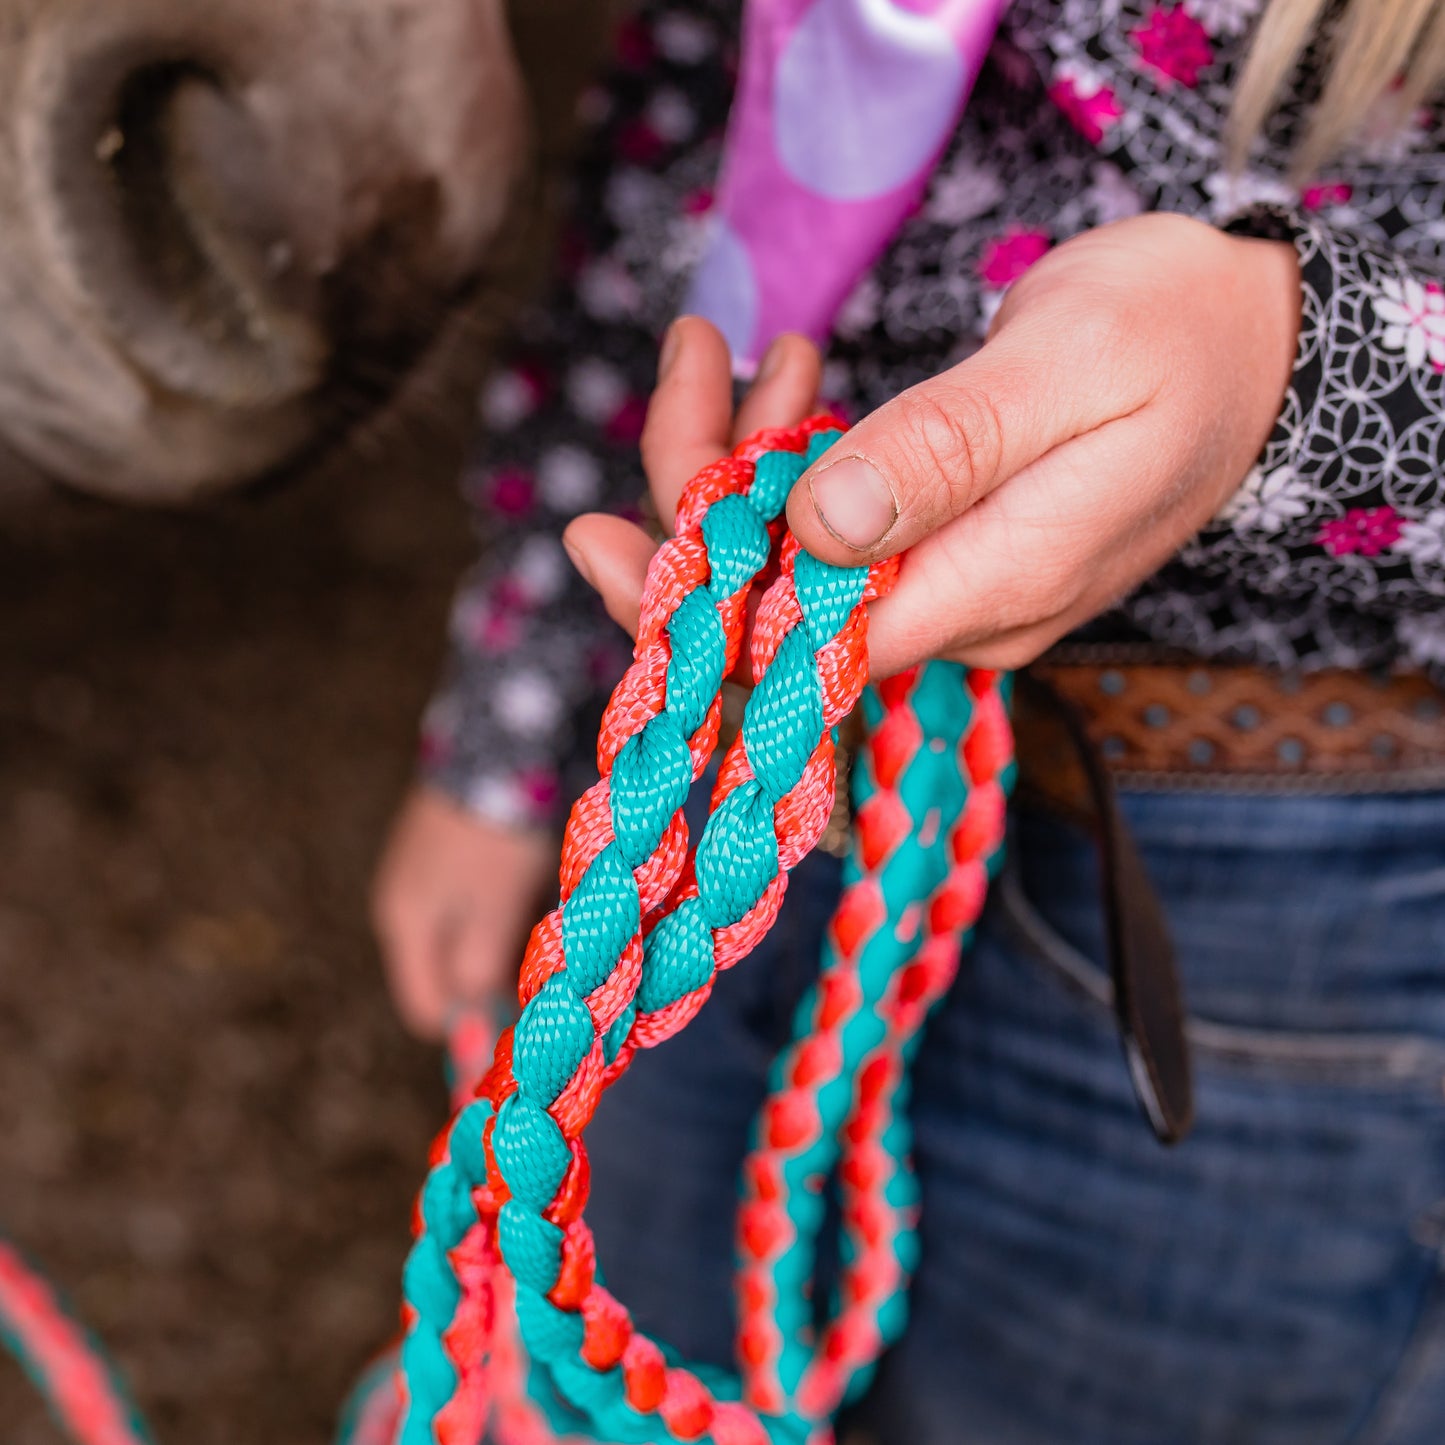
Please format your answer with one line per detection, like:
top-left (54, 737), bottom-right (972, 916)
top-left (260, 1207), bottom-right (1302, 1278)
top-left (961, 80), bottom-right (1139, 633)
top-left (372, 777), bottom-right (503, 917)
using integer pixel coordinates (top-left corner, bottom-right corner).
top-left (1349, 1274), bottom-right (1445, 1445)
top-left (995, 858), bottom-right (1445, 1095)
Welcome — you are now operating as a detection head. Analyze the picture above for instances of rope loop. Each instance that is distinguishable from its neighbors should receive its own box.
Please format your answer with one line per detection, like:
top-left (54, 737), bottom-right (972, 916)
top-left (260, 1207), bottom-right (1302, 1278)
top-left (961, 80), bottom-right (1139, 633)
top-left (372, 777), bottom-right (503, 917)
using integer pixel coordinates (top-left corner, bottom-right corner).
top-left (0, 418), bottom-right (1015, 1445)
top-left (395, 419), bottom-right (1014, 1445)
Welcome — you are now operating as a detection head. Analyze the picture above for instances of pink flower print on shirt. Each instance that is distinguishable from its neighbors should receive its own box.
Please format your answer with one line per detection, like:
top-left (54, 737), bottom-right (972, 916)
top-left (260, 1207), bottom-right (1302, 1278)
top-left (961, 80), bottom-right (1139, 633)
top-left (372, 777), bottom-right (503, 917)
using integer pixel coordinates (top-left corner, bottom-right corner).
top-left (515, 767), bottom-right (562, 815)
top-left (1131, 6), bottom-right (1214, 89)
top-left (614, 16), bottom-right (655, 71)
top-left (978, 228), bottom-right (1052, 288)
top-left (480, 362), bottom-right (547, 432)
top-left (486, 466), bottom-right (536, 519)
top-left (470, 547), bottom-right (565, 655)
top-left (683, 186), bottom-right (715, 217)
top-left (417, 726), bottom-right (452, 771)
top-left (452, 585), bottom-right (518, 653)
top-left (419, 694), bottom-right (461, 770)
top-left (617, 119), bottom-right (666, 166)
top-left (468, 595), bottom-right (520, 653)
top-left (488, 578), bottom-right (522, 615)
top-left (1300, 181), bottom-right (1353, 212)
top-left (1315, 507), bottom-right (1404, 557)
top-left (1374, 276), bottom-right (1445, 373)
top-left (1049, 68), bottom-right (1124, 145)
top-left (604, 393), bottom-right (650, 447)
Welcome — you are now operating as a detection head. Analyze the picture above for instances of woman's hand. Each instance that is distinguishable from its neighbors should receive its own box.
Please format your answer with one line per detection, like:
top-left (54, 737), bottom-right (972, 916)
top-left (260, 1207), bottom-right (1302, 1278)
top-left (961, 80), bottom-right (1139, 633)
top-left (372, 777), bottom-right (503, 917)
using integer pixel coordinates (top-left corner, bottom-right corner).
top-left (562, 319), bottom-right (828, 643)
top-left (371, 786), bottom-right (557, 1039)
top-left (565, 214), bottom-right (1301, 675)
top-left (374, 329), bottom-right (829, 1038)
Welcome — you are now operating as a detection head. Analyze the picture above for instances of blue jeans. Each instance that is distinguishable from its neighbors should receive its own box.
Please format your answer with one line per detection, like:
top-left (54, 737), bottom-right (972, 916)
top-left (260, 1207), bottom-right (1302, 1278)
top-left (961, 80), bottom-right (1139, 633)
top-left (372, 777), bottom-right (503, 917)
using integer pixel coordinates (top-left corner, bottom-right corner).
top-left (581, 788), bottom-right (1445, 1444)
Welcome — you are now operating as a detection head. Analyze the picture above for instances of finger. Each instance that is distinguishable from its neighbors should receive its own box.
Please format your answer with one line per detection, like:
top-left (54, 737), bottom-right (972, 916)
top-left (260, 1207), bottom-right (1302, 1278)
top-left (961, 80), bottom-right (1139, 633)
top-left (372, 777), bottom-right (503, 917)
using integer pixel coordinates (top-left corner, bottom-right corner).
top-left (861, 410), bottom-right (1183, 677)
top-left (732, 333), bottom-right (822, 443)
top-left (443, 918), bottom-right (515, 1008)
top-left (939, 540), bottom-right (1181, 670)
top-left (945, 608), bottom-right (1088, 673)
top-left (785, 303), bottom-right (1159, 566)
top-left (563, 514), bottom-right (659, 639)
top-left (373, 903), bottom-right (449, 1040)
top-left (640, 316), bottom-right (736, 528)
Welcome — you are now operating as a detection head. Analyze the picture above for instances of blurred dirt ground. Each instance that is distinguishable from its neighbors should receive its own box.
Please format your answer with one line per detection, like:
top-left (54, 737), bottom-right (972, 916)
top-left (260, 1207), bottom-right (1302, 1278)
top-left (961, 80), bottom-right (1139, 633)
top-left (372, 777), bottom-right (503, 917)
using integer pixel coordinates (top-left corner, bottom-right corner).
top-left (0, 439), bottom-right (481, 1444)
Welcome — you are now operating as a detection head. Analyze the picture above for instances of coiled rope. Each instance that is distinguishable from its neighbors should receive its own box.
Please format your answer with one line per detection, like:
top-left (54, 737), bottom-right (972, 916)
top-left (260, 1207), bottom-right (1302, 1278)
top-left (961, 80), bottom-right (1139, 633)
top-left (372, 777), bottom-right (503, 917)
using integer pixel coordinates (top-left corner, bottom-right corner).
top-left (0, 1238), bottom-right (154, 1445)
top-left (393, 418), bottom-right (1014, 1445)
top-left (1, 418), bottom-right (1014, 1445)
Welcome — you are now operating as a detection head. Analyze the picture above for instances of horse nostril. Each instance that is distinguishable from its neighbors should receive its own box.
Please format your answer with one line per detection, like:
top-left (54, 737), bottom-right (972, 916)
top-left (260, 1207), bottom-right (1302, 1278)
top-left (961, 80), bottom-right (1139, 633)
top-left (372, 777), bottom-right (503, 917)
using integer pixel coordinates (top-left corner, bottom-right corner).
top-left (104, 65), bottom-right (328, 403)
top-left (23, 45), bottom-right (329, 411)
top-left (8, 0), bottom-right (528, 500)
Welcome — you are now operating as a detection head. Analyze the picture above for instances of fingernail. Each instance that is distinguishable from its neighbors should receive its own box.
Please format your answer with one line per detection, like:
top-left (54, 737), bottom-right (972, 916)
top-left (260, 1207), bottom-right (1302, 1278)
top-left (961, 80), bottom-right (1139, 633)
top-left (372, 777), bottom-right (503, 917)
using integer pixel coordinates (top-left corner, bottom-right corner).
top-left (563, 536), bottom-right (595, 588)
top-left (755, 337), bottom-right (785, 384)
top-left (658, 321), bottom-right (683, 380)
top-left (808, 455), bottom-right (899, 552)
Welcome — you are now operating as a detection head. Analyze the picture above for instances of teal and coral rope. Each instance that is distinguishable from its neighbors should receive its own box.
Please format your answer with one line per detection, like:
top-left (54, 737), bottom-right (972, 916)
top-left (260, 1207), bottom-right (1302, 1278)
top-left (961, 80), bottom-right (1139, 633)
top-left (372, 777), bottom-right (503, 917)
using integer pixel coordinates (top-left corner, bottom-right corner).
top-left (0, 417), bottom-right (1016, 1445)
top-left (736, 665), bottom-right (1012, 1426)
top-left (0, 1237), bottom-right (154, 1445)
top-left (394, 418), bottom-right (1016, 1445)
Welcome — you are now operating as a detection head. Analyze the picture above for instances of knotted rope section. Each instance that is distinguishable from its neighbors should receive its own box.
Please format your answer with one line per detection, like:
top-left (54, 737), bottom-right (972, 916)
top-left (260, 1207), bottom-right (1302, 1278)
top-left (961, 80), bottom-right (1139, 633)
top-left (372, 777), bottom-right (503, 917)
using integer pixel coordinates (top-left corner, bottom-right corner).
top-left (0, 1238), bottom-right (154, 1445)
top-left (394, 418), bottom-right (1015, 1445)
top-left (0, 418), bottom-right (1015, 1445)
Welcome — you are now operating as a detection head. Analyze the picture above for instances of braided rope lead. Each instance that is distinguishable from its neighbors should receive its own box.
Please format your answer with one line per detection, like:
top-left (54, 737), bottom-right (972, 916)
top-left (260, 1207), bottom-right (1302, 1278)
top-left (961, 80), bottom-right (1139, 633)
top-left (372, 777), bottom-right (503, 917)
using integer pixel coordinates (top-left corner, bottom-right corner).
top-left (398, 417), bottom-right (877, 1445)
top-left (395, 417), bottom-right (1017, 1445)
top-left (739, 667), bottom-right (1011, 1421)
top-left (0, 420), bottom-right (1016, 1445)
top-left (0, 1237), bottom-right (155, 1445)
top-left (736, 666), bottom-right (1012, 1424)
top-left (336, 1010), bottom-right (586, 1445)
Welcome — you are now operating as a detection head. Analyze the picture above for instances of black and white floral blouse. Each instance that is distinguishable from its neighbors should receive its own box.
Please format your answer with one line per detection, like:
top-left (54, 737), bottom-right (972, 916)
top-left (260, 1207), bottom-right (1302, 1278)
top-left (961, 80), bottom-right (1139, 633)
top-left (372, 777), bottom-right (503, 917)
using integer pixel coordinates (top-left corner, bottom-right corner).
top-left (420, 0), bottom-right (1445, 829)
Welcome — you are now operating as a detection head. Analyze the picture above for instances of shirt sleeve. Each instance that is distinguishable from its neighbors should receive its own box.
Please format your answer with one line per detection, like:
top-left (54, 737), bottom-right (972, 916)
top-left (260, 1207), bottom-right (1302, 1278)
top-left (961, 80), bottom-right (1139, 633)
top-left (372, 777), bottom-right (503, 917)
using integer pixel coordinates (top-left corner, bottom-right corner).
top-left (417, 328), bottom-right (651, 832)
top-left (1177, 205), bottom-right (1445, 670)
top-left (416, 0), bottom-right (740, 831)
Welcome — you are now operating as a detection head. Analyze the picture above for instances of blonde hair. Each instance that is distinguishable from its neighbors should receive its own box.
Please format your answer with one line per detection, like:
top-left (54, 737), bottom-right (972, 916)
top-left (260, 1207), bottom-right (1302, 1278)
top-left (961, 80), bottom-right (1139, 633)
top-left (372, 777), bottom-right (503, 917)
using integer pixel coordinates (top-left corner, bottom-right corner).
top-left (1227, 0), bottom-right (1445, 175)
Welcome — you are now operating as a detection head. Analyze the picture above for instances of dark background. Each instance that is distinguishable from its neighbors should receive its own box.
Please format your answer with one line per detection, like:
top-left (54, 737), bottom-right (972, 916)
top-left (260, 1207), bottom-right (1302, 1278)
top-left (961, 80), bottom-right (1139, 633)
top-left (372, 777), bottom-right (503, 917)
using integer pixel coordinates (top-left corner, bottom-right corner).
top-left (0, 5), bottom-right (619, 1437)
top-left (0, 438), bottom-right (477, 1444)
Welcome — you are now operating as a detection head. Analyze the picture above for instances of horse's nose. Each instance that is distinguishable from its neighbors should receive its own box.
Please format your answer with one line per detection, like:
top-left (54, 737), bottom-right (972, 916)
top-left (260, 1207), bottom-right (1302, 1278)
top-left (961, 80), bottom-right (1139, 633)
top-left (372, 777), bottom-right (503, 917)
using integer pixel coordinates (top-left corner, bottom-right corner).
top-left (0, 0), bottom-right (527, 502)
top-left (20, 9), bottom-right (329, 414)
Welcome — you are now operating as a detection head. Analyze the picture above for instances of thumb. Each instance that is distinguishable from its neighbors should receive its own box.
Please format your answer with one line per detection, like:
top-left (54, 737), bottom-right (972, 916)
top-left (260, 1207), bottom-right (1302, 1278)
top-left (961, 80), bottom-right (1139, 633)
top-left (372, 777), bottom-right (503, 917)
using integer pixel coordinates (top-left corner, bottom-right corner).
top-left (784, 313), bottom-right (1122, 565)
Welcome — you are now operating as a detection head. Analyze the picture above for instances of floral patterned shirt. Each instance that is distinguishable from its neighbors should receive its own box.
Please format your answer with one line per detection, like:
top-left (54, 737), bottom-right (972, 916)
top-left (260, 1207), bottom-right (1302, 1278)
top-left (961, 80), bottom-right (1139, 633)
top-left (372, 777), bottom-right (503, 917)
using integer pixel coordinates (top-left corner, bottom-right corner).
top-left (420, 0), bottom-right (1445, 830)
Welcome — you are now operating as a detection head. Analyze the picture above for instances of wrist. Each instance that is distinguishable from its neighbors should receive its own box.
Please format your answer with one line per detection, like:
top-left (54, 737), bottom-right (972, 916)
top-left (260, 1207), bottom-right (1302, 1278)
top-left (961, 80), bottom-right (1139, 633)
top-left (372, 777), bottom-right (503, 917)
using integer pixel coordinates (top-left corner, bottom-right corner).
top-left (1225, 227), bottom-right (1301, 384)
top-left (417, 772), bottom-right (560, 841)
top-left (1214, 231), bottom-right (1302, 508)
top-left (1235, 231), bottom-right (1302, 386)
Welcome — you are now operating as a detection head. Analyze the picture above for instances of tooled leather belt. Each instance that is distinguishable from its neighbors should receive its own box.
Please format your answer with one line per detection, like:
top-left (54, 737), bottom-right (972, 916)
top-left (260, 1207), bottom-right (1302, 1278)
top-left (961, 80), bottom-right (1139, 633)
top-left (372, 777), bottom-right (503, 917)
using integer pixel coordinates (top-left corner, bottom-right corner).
top-left (723, 651), bottom-right (1445, 1149)
top-left (799, 645), bottom-right (1445, 859)
top-left (1018, 644), bottom-right (1445, 805)
top-left (1008, 647), bottom-right (1445, 1146)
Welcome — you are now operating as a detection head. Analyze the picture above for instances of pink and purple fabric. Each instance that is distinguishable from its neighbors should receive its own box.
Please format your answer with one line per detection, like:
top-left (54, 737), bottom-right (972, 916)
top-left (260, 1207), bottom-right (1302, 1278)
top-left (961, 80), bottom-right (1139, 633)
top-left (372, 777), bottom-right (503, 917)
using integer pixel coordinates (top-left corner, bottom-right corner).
top-left (686, 0), bottom-right (1010, 370)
